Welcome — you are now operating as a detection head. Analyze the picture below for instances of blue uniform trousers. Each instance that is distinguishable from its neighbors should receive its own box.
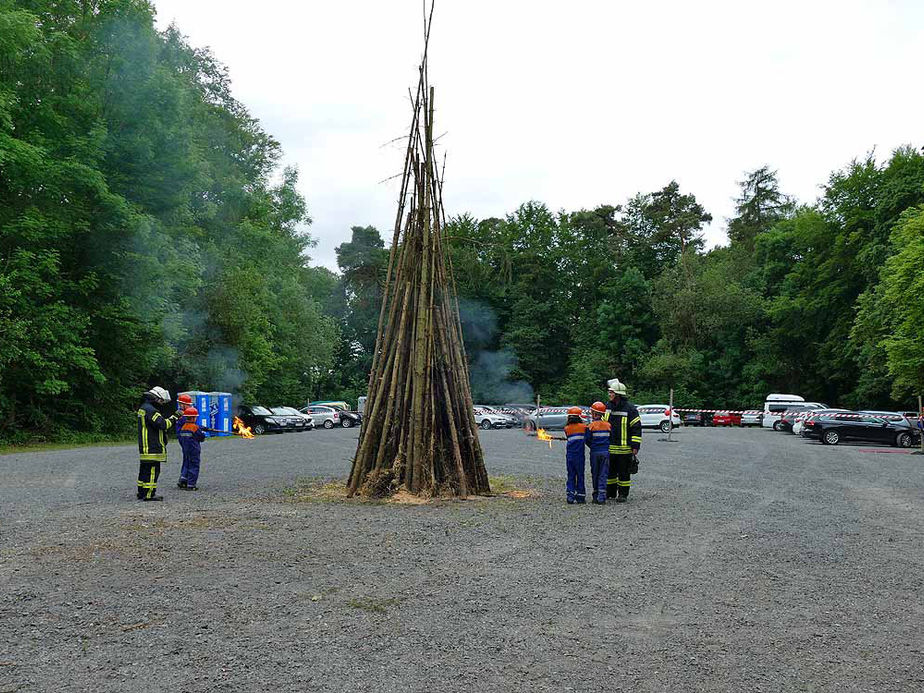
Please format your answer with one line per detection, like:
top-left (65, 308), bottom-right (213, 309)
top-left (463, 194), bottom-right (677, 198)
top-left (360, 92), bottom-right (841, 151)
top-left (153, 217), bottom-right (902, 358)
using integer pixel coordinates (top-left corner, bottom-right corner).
top-left (589, 451), bottom-right (609, 503)
top-left (179, 447), bottom-right (201, 486)
top-left (566, 456), bottom-right (586, 503)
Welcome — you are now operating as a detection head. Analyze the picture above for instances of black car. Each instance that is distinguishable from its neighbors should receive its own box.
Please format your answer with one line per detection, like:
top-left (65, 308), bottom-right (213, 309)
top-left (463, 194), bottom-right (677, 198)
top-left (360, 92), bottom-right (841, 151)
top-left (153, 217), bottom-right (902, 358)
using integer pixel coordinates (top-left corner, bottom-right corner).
top-left (330, 405), bottom-right (362, 429)
top-left (802, 412), bottom-right (920, 447)
top-left (682, 412), bottom-right (705, 427)
top-left (237, 405), bottom-right (288, 435)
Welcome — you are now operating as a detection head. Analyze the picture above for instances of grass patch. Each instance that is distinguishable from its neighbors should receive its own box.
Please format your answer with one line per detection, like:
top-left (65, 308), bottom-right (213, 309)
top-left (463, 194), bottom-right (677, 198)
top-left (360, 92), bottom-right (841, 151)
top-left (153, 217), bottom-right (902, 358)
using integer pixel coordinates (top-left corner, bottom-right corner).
top-left (487, 475), bottom-right (540, 499)
top-left (346, 596), bottom-right (402, 614)
top-left (281, 477), bottom-right (542, 505)
top-left (0, 437), bottom-right (134, 455)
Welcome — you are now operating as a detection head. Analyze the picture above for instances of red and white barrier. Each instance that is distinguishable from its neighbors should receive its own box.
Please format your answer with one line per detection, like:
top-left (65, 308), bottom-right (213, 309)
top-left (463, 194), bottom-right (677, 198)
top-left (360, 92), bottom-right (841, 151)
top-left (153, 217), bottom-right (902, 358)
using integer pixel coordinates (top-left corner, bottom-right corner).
top-left (674, 409), bottom-right (762, 415)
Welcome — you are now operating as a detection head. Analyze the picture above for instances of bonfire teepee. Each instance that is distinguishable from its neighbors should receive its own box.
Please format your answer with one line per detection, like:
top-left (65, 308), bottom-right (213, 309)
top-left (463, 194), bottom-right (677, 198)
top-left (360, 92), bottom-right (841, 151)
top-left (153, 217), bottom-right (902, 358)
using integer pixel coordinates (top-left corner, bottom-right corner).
top-left (347, 11), bottom-right (489, 498)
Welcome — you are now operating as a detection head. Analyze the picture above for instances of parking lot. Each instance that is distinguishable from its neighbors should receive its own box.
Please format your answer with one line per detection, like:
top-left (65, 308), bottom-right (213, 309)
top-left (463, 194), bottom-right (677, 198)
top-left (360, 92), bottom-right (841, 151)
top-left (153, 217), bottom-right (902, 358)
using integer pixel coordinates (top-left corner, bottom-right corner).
top-left (2, 427), bottom-right (923, 692)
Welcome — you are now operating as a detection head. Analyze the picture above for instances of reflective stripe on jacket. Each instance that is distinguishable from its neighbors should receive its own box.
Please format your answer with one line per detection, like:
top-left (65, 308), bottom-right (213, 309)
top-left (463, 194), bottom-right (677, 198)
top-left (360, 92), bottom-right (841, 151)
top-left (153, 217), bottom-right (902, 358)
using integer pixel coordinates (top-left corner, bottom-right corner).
top-left (563, 422), bottom-right (587, 463)
top-left (585, 419), bottom-right (611, 454)
top-left (137, 401), bottom-right (175, 462)
top-left (177, 421), bottom-right (206, 461)
top-left (602, 399), bottom-right (642, 454)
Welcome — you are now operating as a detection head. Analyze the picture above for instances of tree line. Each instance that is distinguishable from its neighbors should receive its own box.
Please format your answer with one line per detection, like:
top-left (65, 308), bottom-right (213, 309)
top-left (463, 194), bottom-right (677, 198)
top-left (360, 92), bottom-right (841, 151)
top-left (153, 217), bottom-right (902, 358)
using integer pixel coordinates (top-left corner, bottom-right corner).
top-left (328, 152), bottom-right (924, 414)
top-left (1, 0), bottom-right (336, 443)
top-left (2, 1), bottom-right (923, 444)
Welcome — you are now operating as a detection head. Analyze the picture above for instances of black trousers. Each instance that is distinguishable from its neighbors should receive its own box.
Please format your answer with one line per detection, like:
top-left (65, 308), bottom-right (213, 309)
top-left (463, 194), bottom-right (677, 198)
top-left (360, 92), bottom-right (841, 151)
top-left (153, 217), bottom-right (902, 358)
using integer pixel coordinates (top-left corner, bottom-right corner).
top-left (607, 453), bottom-right (633, 498)
top-left (137, 460), bottom-right (161, 499)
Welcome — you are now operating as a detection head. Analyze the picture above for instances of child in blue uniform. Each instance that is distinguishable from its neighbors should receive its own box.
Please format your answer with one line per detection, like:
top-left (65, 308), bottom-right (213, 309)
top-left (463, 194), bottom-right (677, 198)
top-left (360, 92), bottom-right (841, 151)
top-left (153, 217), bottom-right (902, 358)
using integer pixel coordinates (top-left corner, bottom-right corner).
top-left (177, 406), bottom-right (206, 490)
top-left (585, 401), bottom-right (611, 504)
top-left (563, 406), bottom-right (587, 504)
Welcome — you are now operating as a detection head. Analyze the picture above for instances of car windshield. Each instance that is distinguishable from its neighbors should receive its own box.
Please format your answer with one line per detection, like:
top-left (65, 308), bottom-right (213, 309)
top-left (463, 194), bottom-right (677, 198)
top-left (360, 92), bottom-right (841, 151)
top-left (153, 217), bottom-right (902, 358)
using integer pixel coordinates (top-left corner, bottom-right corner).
top-left (270, 408), bottom-right (288, 415)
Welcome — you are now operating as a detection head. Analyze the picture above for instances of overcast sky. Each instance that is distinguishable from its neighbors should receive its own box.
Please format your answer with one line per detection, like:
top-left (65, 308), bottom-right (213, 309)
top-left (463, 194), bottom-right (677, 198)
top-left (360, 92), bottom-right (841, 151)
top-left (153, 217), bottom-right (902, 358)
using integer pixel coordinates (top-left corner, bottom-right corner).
top-left (153, 0), bottom-right (924, 271)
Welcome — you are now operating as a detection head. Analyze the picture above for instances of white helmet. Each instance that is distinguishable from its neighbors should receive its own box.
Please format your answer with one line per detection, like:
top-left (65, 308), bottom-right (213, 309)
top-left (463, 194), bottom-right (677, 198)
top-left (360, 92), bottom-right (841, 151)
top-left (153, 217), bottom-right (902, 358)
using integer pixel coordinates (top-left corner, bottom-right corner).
top-left (145, 386), bottom-right (171, 404)
top-left (607, 378), bottom-right (627, 396)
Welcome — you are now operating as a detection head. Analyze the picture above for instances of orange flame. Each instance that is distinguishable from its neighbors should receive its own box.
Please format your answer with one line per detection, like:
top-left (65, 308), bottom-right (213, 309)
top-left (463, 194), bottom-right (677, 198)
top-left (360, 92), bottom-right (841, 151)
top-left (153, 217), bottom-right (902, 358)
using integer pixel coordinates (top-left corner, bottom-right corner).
top-left (233, 416), bottom-right (255, 439)
top-left (537, 428), bottom-right (553, 448)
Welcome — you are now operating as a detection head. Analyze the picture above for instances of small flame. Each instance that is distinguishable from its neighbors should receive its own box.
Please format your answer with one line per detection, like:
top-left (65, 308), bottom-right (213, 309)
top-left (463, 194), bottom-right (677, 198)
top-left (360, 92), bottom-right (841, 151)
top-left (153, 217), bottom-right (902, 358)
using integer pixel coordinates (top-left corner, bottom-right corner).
top-left (537, 428), bottom-right (553, 448)
top-left (233, 416), bottom-right (255, 439)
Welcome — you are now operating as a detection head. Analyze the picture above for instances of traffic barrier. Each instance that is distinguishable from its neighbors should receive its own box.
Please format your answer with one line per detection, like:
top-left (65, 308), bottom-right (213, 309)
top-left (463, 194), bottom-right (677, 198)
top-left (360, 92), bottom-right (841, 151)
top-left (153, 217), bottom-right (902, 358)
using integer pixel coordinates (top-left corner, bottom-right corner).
top-left (674, 408), bottom-right (917, 422)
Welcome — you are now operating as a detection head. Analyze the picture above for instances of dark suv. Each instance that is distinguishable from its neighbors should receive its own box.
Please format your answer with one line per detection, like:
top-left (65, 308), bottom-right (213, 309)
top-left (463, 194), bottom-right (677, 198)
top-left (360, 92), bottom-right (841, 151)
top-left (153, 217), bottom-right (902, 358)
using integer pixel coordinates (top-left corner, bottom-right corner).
top-left (802, 412), bottom-right (920, 447)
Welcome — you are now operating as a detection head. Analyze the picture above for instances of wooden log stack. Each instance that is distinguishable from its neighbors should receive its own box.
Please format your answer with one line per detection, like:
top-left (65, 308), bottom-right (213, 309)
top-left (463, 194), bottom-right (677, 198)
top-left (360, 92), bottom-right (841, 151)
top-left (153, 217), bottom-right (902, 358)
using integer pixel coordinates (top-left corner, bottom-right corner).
top-left (347, 10), bottom-right (490, 498)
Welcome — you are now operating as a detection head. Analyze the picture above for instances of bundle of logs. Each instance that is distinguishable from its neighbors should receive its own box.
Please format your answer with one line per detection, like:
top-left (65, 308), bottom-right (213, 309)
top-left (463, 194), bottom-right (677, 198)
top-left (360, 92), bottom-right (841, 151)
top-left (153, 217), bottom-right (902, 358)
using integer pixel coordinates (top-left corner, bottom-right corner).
top-left (347, 13), bottom-right (490, 499)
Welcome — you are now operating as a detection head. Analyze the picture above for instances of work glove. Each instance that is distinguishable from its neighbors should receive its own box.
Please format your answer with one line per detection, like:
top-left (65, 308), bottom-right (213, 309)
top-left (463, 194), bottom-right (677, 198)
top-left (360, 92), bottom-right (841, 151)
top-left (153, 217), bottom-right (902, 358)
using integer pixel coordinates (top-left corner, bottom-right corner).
top-left (630, 454), bottom-right (639, 475)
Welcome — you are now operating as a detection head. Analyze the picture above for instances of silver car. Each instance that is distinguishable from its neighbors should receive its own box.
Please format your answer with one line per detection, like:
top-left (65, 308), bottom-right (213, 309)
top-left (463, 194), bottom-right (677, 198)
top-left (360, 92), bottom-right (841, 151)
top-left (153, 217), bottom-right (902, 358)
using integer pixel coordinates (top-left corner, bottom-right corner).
top-left (524, 407), bottom-right (589, 431)
top-left (474, 405), bottom-right (518, 427)
top-left (473, 407), bottom-right (511, 430)
top-left (299, 405), bottom-right (341, 429)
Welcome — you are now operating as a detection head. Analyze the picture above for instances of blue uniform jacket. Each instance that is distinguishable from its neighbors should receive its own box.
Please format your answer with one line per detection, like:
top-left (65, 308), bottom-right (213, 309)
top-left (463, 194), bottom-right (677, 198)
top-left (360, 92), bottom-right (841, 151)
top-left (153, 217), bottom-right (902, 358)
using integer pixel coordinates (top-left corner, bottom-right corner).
top-left (177, 421), bottom-right (206, 461)
top-left (564, 422), bottom-right (587, 463)
top-left (585, 419), bottom-right (611, 454)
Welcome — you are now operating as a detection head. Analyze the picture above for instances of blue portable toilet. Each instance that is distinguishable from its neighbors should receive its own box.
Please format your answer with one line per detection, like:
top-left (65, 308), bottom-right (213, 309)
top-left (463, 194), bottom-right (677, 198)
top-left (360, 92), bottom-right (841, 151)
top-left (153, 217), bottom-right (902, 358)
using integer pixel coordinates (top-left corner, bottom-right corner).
top-left (179, 391), bottom-right (211, 433)
top-left (208, 392), bottom-right (232, 437)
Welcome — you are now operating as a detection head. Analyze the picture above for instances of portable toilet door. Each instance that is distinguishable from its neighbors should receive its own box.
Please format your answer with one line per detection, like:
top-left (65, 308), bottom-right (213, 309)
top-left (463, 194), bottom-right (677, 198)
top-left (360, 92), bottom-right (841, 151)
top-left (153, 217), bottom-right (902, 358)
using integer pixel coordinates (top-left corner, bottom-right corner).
top-left (209, 392), bottom-right (232, 436)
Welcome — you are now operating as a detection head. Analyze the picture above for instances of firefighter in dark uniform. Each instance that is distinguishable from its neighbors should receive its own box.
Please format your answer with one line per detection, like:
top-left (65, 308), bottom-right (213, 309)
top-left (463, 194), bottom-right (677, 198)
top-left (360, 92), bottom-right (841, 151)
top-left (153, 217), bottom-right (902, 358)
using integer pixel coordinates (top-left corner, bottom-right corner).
top-left (602, 378), bottom-right (642, 503)
top-left (137, 386), bottom-right (180, 501)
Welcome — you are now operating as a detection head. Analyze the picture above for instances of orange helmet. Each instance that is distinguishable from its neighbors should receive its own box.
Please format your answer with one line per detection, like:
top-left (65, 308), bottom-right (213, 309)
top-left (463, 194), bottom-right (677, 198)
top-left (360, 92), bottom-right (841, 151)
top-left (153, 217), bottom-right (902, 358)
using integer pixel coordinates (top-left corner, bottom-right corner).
top-left (567, 406), bottom-right (583, 416)
top-left (591, 401), bottom-right (606, 413)
top-left (183, 407), bottom-right (198, 418)
top-left (178, 393), bottom-right (193, 405)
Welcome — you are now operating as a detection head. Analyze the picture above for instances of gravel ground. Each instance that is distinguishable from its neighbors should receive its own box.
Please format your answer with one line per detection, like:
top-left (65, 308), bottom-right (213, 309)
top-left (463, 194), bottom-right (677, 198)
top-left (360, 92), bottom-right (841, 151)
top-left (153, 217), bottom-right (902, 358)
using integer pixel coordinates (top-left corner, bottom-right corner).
top-left (1, 426), bottom-right (923, 692)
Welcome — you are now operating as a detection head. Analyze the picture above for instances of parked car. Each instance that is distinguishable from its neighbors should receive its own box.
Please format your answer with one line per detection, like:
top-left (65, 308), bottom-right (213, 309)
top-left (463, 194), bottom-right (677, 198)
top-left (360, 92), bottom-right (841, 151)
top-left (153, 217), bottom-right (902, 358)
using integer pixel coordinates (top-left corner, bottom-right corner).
top-left (335, 408), bottom-right (362, 428)
top-left (236, 405), bottom-right (288, 435)
top-left (740, 411), bottom-right (763, 427)
top-left (270, 406), bottom-right (312, 432)
top-left (712, 412), bottom-right (742, 427)
top-left (681, 412), bottom-right (705, 427)
top-left (638, 405), bottom-right (682, 433)
top-left (474, 405), bottom-right (518, 427)
top-left (473, 407), bottom-right (512, 430)
top-left (311, 402), bottom-right (362, 428)
top-left (802, 412), bottom-right (920, 447)
top-left (524, 407), bottom-right (589, 431)
top-left (299, 405), bottom-right (341, 429)
top-left (793, 409), bottom-right (849, 436)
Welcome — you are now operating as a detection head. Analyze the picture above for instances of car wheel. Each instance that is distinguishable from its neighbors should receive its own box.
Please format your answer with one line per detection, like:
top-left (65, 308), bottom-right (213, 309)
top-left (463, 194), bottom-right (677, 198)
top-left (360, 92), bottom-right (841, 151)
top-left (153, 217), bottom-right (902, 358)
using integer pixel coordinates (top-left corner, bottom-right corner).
top-left (254, 424), bottom-right (265, 435)
top-left (822, 430), bottom-right (840, 445)
top-left (480, 419), bottom-right (492, 430)
top-left (659, 420), bottom-right (671, 433)
top-left (323, 419), bottom-right (334, 429)
top-left (896, 432), bottom-right (913, 448)
top-left (342, 418), bottom-right (353, 428)
top-left (772, 421), bottom-right (783, 432)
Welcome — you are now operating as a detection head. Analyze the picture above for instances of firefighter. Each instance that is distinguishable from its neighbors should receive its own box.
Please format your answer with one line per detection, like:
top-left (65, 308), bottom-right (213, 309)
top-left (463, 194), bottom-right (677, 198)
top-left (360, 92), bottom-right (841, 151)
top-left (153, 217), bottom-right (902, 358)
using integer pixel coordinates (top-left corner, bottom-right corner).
top-left (563, 406), bottom-right (587, 504)
top-left (602, 378), bottom-right (642, 503)
top-left (585, 401), bottom-right (611, 504)
top-left (177, 406), bottom-right (206, 490)
top-left (136, 386), bottom-right (180, 501)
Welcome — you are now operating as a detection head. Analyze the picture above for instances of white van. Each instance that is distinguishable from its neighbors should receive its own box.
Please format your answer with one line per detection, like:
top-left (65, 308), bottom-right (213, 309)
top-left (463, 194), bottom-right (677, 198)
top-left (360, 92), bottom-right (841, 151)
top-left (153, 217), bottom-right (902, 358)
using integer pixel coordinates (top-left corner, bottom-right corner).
top-left (761, 394), bottom-right (804, 429)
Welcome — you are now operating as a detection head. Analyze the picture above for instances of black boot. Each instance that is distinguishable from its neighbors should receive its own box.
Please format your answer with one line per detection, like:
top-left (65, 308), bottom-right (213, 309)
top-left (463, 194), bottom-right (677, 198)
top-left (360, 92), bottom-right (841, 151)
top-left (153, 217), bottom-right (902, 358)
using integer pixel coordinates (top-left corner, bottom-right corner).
top-left (615, 495), bottom-right (627, 503)
top-left (141, 495), bottom-right (164, 502)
